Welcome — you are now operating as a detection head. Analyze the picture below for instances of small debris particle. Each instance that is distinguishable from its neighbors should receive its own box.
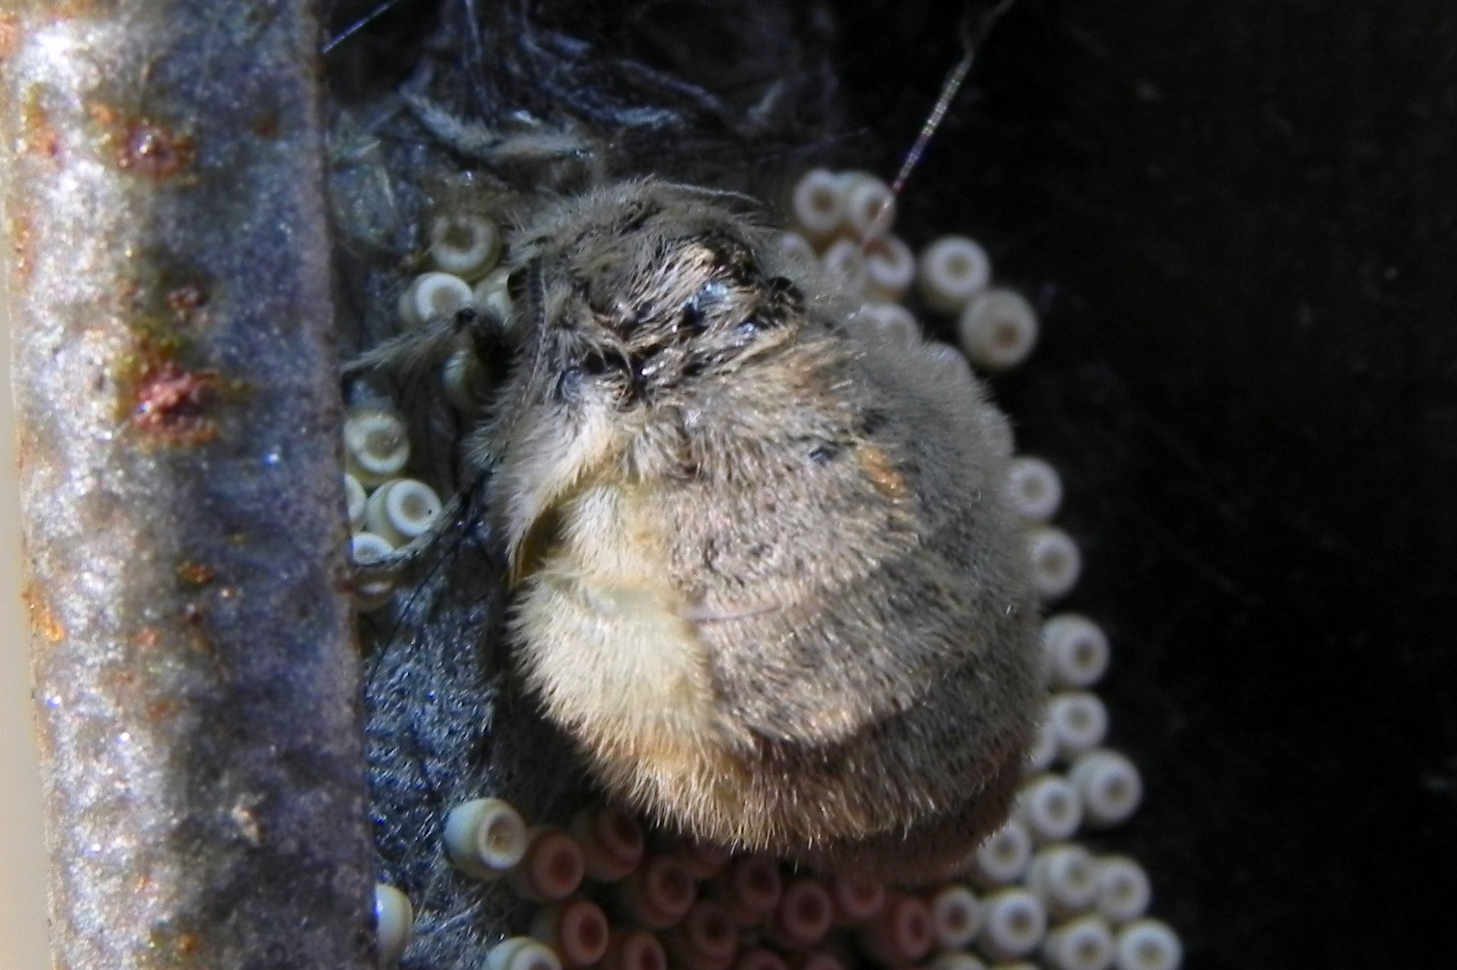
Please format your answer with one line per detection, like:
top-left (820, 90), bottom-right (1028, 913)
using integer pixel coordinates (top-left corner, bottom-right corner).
top-left (166, 283), bottom-right (209, 321)
top-left (176, 560), bottom-right (216, 588)
top-left (116, 119), bottom-right (194, 177)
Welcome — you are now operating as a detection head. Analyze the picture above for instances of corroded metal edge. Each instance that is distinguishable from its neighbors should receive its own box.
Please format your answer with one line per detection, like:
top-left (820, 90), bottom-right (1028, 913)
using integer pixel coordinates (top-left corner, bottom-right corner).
top-left (1, 3), bottom-right (375, 967)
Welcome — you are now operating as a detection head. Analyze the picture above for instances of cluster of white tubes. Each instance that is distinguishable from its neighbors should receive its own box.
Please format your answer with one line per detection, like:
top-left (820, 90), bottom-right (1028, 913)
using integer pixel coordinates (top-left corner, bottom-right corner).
top-left (344, 208), bottom-right (514, 607)
top-left (787, 168), bottom-right (1039, 372)
top-left (372, 772), bottom-right (1176, 970)
top-left (366, 180), bottom-right (1180, 970)
top-left (342, 405), bottom-right (443, 609)
top-left (783, 169), bottom-right (1078, 603)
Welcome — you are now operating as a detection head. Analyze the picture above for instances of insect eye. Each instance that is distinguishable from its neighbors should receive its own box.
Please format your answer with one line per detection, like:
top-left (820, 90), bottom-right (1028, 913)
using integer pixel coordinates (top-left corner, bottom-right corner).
top-left (681, 301), bottom-right (708, 333)
top-left (580, 350), bottom-right (612, 376)
top-left (734, 319), bottom-right (763, 340)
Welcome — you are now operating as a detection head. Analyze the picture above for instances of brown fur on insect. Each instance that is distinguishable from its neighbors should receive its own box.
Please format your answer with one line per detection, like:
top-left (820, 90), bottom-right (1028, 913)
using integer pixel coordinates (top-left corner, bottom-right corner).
top-left (390, 178), bottom-right (1042, 884)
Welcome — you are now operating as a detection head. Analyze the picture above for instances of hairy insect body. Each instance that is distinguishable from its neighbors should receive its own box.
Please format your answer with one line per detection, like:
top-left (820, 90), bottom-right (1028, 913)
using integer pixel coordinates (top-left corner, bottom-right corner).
top-left (475, 179), bottom-right (1043, 881)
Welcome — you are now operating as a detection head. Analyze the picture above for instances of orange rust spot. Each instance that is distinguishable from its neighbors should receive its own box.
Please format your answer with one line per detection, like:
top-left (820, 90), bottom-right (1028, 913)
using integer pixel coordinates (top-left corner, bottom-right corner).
top-left (21, 99), bottom-right (60, 159)
top-left (131, 358), bottom-right (219, 445)
top-left (855, 444), bottom-right (908, 498)
top-left (20, 581), bottom-right (65, 643)
top-left (104, 666), bottom-right (138, 691)
top-left (8, 214), bottom-right (32, 280)
top-left (176, 560), bottom-right (215, 588)
top-left (51, 0), bottom-right (97, 19)
top-left (133, 627), bottom-right (160, 650)
top-left (0, 14), bottom-right (17, 61)
top-left (87, 102), bottom-right (117, 127)
top-left (145, 697), bottom-right (183, 722)
top-left (116, 118), bottom-right (194, 178)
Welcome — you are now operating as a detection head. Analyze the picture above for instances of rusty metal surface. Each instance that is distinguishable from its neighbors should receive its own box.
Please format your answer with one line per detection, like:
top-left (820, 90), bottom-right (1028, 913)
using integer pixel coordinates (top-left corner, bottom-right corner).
top-left (1, 2), bottom-right (375, 967)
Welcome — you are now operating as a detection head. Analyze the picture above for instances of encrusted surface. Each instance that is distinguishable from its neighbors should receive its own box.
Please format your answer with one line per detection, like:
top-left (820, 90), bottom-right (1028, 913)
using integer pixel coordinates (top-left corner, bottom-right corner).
top-left (2, 3), bottom-right (374, 967)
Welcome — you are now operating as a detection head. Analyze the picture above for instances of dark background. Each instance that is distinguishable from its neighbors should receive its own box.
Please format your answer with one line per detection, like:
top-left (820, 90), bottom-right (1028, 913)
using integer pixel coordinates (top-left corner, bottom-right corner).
top-left (832, 1), bottom-right (1457, 966)
top-left (325, 0), bottom-right (1457, 966)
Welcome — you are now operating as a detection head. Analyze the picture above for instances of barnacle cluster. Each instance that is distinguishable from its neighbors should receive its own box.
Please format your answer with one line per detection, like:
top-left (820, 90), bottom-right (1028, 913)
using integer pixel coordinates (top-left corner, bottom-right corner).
top-left (355, 169), bottom-right (1179, 970)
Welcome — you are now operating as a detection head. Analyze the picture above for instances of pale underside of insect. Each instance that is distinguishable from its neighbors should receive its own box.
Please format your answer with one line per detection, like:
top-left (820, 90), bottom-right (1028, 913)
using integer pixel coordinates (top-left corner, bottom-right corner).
top-left (360, 175), bottom-right (1043, 884)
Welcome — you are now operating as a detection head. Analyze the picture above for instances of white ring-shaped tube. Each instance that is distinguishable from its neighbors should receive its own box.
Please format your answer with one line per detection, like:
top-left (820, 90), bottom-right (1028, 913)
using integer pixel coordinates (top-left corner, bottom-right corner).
top-left (1027, 844), bottom-right (1099, 918)
top-left (927, 884), bottom-right (983, 951)
top-left (350, 531), bottom-right (397, 611)
top-left (350, 530), bottom-right (395, 559)
top-left (1024, 715), bottom-right (1062, 776)
top-left (343, 407), bottom-right (410, 483)
top-left (968, 818), bottom-right (1033, 887)
top-left (364, 478), bottom-right (443, 547)
top-left (429, 212), bottom-right (502, 279)
top-left (344, 473), bottom-right (366, 532)
top-left (399, 270), bottom-right (474, 328)
top-left (443, 797), bottom-right (529, 880)
top-left (1016, 774), bottom-right (1084, 843)
top-left (622, 855), bottom-right (696, 929)
top-left (473, 266), bottom-right (515, 326)
top-left (1048, 691), bottom-right (1110, 759)
top-left (1042, 614), bottom-right (1112, 690)
top-left (917, 235), bottom-right (991, 313)
top-left (1114, 920), bottom-right (1182, 970)
top-left (858, 302), bottom-right (921, 351)
top-left (674, 900), bottom-right (738, 966)
top-left (531, 898), bottom-right (612, 967)
top-left (488, 937), bottom-right (565, 970)
top-left (857, 894), bottom-right (933, 964)
top-left (1042, 915), bottom-right (1116, 970)
top-left (842, 173), bottom-right (897, 240)
top-left (928, 952), bottom-right (987, 970)
top-left (830, 876), bottom-right (886, 925)
top-left (769, 878), bottom-right (834, 950)
top-left (569, 803), bottom-right (645, 883)
top-left (1005, 456), bottom-right (1063, 522)
top-left (375, 883), bottom-right (414, 965)
top-left (790, 168), bottom-right (847, 243)
top-left (512, 827), bottom-right (588, 904)
top-left (602, 930), bottom-right (667, 970)
top-left (821, 238), bottom-right (868, 293)
top-left (861, 235), bottom-right (916, 302)
top-left (1094, 856), bottom-right (1152, 925)
top-left (974, 889), bottom-right (1047, 962)
top-left (1028, 526), bottom-right (1083, 601)
top-left (777, 231), bottom-right (819, 272)
top-left (442, 345), bottom-right (485, 412)
top-left (958, 288), bottom-right (1039, 371)
top-left (1069, 750), bottom-right (1144, 827)
top-left (712, 855), bottom-right (782, 925)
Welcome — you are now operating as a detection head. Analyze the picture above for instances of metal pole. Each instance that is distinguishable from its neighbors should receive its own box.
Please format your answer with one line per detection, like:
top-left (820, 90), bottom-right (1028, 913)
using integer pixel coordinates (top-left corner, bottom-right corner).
top-left (1, 2), bottom-right (376, 967)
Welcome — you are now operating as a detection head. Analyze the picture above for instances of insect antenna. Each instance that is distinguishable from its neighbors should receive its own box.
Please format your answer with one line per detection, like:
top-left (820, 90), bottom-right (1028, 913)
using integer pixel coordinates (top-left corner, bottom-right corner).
top-left (861, 0), bottom-right (1025, 245)
top-left (322, 0), bottom-right (412, 54)
top-left (358, 471), bottom-right (494, 656)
